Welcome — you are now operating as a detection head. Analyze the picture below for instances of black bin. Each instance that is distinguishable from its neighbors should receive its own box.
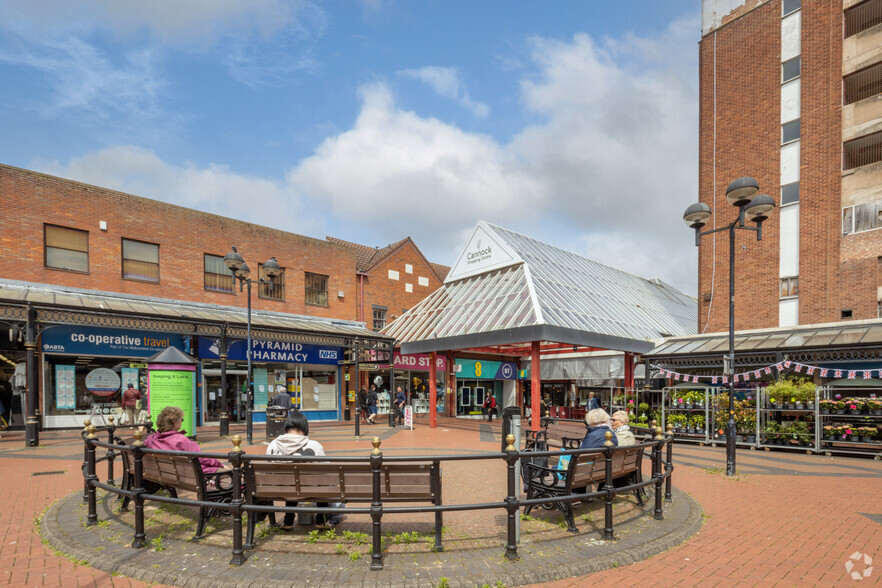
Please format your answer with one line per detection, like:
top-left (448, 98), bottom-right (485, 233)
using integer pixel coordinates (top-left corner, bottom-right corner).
top-left (501, 406), bottom-right (522, 451)
top-left (265, 406), bottom-right (288, 442)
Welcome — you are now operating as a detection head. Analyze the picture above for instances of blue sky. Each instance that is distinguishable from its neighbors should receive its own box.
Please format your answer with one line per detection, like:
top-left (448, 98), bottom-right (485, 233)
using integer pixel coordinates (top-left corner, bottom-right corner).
top-left (0, 0), bottom-right (700, 294)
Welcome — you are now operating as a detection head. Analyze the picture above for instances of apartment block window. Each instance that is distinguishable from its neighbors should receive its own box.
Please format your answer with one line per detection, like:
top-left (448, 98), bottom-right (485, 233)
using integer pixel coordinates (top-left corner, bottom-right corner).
top-left (44, 224), bottom-right (89, 273)
top-left (258, 263), bottom-right (285, 300)
top-left (780, 276), bottom-right (799, 298)
top-left (372, 306), bottom-right (387, 331)
top-left (845, 0), bottom-right (881, 38)
top-left (121, 238), bottom-right (159, 283)
top-left (842, 200), bottom-right (882, 234)
top-left (878, 300), bottom-right (882, 319)
top-left (305, 272), bottom-right (328, 306)
top-left (843, 131), bottom-right (882, 170)
top-left (782, 0), bottom-right (800, 16)
top-left (781, 182), bottom-right (800, 205)
top-left (844, 62), bottom-right (882, 105)
top-left (782, 119), bottom-right (801, 144)
top-left (204, 254), bottom-right (234, 293)
top-left (782, 57), bottom-right (801, 83)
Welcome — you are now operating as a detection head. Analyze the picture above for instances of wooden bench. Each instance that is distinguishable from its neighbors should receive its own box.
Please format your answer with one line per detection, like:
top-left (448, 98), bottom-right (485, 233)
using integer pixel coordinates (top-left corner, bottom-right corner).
top-left (526, 417), bottom-right (588, 450)
top-left (242, 460), bottom-right (442, 550)
top-left (522, 445), bottom-right (645, 532)
top-left (117, 445), bottom-right (233, 539)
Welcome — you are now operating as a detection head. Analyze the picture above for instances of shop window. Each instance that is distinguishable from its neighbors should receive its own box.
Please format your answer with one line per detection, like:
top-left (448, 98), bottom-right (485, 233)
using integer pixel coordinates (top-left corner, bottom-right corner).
top-left (204, 253), bottom-right (234, 293)
top-left (845, 0), bottom-right (881, 38)
top-left (781, 182), bottom-right (800, 205)
top-left (842, 200), bottom-right (882, 234)
top-left (259, 263), bottom-right (285, 301)
top-left (121, 238), bottom-right (159, 283)
top-left (782, 57), bottom-right (801, 83)
top-left (372, 306), bottom-right (387, 331)
top-left (44, 224), bottom-right (89, 273)
top-left (782, 0), bottom-right (800, 16)
top-left (780, 276), bottom-right (799, 298)
top-left (782, 119), bottom-right (800, 144)
top-left (843, 131), bottom-right (882, 170)
top-left (844, 62), bottom-right (882, 105)
top-left (305, 272), bottom-right (328, 306)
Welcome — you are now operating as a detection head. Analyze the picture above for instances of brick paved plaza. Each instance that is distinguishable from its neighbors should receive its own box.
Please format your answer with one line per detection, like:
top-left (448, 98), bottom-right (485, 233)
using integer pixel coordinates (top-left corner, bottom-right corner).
top-left (1, 417), bottom-right (880, 587)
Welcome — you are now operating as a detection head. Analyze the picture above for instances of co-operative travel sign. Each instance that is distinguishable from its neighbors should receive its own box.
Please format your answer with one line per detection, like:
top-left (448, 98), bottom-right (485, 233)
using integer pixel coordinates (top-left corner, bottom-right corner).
top-left (198, 337), bottom-right (341, 365)
top-left (41, 326), bottom-right (184, 357)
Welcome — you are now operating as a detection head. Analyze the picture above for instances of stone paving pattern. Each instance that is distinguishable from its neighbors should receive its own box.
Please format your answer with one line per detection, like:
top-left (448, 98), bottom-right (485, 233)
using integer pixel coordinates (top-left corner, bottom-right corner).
top-left (2, 416), bottom-right (881, 586)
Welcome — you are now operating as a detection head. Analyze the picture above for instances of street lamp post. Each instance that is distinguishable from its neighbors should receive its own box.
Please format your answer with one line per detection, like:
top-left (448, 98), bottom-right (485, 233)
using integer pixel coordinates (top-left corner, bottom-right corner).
top-left (224, 247), bottom-right (282, 445)
top-left (683, 177), bottom-right (775, 477)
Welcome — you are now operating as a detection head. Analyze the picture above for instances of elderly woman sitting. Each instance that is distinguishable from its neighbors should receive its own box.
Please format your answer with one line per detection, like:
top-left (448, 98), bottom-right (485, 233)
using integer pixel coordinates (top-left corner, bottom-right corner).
top-left (610, 411), bottom-right (636, 446)
top-left (144, 406), bottom-right (225, 473)
top-left (579, 408), bottom-right (618, 449)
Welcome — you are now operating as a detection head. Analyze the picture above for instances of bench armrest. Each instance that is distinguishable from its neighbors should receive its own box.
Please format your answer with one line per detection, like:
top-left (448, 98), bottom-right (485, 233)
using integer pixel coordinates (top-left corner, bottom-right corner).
top-left (205, 469), bottom-right (234, 491)
top-left (561, 437), bottom-right (582, 449)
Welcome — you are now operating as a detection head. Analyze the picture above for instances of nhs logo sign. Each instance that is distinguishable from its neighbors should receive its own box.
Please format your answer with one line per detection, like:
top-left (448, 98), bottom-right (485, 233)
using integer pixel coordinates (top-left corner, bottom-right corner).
top-left (319, 350), bottom-right (338, 360)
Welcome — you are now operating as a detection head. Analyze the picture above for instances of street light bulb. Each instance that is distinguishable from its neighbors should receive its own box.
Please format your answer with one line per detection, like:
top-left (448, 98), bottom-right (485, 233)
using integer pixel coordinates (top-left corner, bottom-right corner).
top-left (745, 194), bottom-right (775, 223)
top-left (683, 202), bottom-right (712, 229)
top-left (725, 177), bottom-right (760, 207)
top-left (224, 247), bottom-right (245, 271)
top-left (263, 256), bottom-right (282, 278)
top-left (236, 262), bottom-right (251, 280)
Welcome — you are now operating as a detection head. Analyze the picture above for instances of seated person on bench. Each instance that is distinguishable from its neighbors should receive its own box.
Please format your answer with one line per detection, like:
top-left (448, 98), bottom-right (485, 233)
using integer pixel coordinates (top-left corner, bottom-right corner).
top-left (145, 406), bottom-right (225, 474)
top-left (610, 411), bottom-right (636, 446)
top-left (266, 410), bottom-right (344, 530)
top-left (580, 408), bottom-right (618, 449)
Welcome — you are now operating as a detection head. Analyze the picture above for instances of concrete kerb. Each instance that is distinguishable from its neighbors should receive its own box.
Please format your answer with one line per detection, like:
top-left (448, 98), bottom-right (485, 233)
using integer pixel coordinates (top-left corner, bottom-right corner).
top-left (40, 485), bottom-right (702, 587)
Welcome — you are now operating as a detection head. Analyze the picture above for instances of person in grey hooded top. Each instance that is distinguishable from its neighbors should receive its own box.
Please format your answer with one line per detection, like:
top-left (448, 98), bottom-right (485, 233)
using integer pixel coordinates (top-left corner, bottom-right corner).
top-left (266, 410), bottom-right (343, 528)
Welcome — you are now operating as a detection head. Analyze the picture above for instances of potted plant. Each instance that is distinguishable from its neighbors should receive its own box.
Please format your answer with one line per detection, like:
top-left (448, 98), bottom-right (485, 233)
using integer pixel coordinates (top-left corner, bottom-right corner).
top-left (691, 391), bottom-right (705, 410)
top-left (692, 414), bottom-right (706, 435)
top-left (840, 425), bottom-right (853, 442)
top-left (846, 398), bottom-right (863, 415)
top-left (856, 426), bottom-right (876, 443)
top-left (766, 380), bottom-right (794, 409)
top-left (818, 400), bottom-right (834, 415)
top-left (822, 424), bottom-right (839, 441)
top-left (833, 399), bottom-right (847, 414)
top-left (868, 399), bottom-right (882, 416)
top-left (763, 422), bottom-right (781, 445)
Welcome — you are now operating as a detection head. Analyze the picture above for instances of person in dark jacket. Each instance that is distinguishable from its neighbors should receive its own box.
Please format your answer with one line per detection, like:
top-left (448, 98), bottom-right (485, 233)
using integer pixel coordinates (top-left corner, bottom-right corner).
top-left (357, 387), bottom-right (370, 423)
top-left (580, 408), bottom-right (618, 449)
top-left (587, 392), bottom-right (601, 411)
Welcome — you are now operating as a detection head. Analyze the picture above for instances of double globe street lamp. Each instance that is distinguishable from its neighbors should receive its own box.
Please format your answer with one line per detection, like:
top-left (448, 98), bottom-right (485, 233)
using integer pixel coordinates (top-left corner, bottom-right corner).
top-left (224, 247), bottom-right (282, 445)
top-left (683, 177), bottom-right (776, 476)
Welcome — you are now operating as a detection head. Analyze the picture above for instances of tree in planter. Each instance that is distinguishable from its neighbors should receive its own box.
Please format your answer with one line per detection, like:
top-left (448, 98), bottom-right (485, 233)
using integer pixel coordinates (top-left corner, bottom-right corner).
top-left (796, 380), bottom-right (816, 409)
top-left (765, 379), bottom-right (796, 408)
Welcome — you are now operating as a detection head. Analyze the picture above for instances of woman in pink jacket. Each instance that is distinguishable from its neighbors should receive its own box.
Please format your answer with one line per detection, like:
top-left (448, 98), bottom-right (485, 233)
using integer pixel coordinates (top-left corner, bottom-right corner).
top-left (144, 406), bottom-right (224, 473)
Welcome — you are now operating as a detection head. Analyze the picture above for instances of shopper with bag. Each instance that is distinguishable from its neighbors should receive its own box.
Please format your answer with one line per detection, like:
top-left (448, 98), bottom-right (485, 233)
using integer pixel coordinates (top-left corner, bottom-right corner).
top-left (483, 391), bottom-right (497, 421)
top-left (121, 383), bottom-right (140, 425)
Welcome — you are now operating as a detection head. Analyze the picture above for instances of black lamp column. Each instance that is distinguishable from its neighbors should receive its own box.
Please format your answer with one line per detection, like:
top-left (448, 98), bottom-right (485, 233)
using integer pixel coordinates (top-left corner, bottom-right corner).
top-left (25, 305), bottom-right (39, 447)
top-left (219, 325), bottom-right (229, 437)
top-left (684, 177), bottom-right (776, 477)
top-left (224, 247), bottom-right (282, 446)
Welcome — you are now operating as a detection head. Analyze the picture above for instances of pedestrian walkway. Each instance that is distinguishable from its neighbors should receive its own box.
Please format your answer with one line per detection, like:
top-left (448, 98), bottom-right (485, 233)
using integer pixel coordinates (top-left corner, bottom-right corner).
top-left (2, 417), bottom-right (880, 586)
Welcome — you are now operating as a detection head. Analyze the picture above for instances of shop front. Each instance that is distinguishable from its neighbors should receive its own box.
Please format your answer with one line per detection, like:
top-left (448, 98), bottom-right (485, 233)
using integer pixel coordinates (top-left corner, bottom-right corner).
top-left (454, 358), bottom-right (518, 418)
top-left (198, 337), bottom-right (343, 422)
top-left (40, 325), bottom-right (187, 428)
top-left (388, 352), bottom-right (447, 414)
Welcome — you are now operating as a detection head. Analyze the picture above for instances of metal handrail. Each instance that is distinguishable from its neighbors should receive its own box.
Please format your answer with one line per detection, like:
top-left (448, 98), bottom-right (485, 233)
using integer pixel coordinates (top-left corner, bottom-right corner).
top-left (81, 421), bottom-right (675, 570)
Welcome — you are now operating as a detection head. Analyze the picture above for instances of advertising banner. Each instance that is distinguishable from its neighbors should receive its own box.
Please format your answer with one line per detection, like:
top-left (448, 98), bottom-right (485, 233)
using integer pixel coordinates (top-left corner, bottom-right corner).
top-left (455, 359), bottom-right (518, 380)
top-left (41, 325), bottom-right (184, 357)
top-left (148, 367), bottom-right (196, 435)
top-left (198, 337), bottom-right (341, 365)
top-left (55, 365), bottom-right (76, 410)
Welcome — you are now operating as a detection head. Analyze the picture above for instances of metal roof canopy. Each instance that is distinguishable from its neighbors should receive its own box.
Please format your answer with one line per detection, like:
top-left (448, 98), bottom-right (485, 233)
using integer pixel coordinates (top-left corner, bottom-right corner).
top-left (388, 221), bottom-right (696, 356)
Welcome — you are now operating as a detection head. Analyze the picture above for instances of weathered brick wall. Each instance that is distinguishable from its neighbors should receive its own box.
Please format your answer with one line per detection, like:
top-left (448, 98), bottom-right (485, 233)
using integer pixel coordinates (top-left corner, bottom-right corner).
top-left (0, 163), bottom-right (358, 320)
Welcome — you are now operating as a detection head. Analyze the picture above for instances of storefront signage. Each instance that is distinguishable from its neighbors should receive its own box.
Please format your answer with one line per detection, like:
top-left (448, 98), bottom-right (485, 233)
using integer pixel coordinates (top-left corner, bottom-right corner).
top-left (41, 326), bottom-right (184, 357)
top-left (198, 337), bottom-right (342, 365)
top-left (455, 359), bottom-right (518, 380)
top-left (148, 367), bottom-right (196, 435)
top-left (55, 365), bottom-right (76, 409)
top-left (445, 222), bottom-right (522, 283)
top-left (85, 367), bottom-right (121, 396)
top-left (393, 353), bottom-right (447, 371)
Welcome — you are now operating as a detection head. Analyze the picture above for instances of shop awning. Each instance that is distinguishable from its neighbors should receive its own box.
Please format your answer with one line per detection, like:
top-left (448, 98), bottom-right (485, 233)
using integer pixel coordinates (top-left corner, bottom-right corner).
top-left (521, 353), bottom-right (646, 386)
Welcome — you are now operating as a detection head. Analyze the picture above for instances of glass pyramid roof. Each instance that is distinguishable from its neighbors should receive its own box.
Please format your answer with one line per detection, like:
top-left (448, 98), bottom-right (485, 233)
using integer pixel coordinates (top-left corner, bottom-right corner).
top-left (384, 222), bottom-right (696, 353)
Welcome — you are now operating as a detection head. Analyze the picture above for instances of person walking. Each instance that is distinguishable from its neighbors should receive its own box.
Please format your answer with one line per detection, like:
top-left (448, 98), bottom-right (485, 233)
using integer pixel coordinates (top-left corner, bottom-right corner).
top-left (483, 391), bottom-right (497, 421)
top-left (266, 410), bottom-right (344, 530)
top-left (121, 383), bottom-right (140, 425)
top-left (393, 386), bottom-right (407, 426)
top-left (357, 386), bottom-right (370, 423)
top-left (367, 384), bottom-right (378, 424)
top-left (588, 392), bottom-right (601, 411)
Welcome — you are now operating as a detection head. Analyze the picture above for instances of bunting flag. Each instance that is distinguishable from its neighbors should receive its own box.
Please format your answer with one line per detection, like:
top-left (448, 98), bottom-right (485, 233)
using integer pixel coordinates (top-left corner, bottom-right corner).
top-left (722, 376), bottom-right (728, 384)
top-left (764, 367), bottom-right (772, 375)
top-left (793, 363), bottom-right (803, 373)
top-left (834, 370), bottom-right (843, 379)
top-left (712, 376), bottom-right (718, 384)
top-left (848, 370), bottom-right (857, 380)
top-left (692, 376), bottom-right (699, 383)
top-left (806, 366), bottom-right (816, 375)
top-left (649, 361), bottom-right (879, 383)
top-left (863, 370), bottom-right (872, 379)
top-left (783, 360), bottom-right (792, 368)
top-left (734, 374), bottom-right (740, 383)
top-left (820, 368), bottom-right (828, 378)
top-left (754, 370), bottom-right (761, 379)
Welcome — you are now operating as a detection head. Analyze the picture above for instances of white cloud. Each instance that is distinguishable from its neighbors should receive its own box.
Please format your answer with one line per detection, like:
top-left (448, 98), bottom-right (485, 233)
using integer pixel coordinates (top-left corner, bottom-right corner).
top-left (398, 66), bottom-right (489, 118)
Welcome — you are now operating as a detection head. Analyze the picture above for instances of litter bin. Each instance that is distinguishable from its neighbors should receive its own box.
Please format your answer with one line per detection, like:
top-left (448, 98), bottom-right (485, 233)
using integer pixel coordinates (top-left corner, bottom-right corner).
top-left (265, 406), bottom-right (288, 442)
top-left (501, 406), bottom-right (522, 452)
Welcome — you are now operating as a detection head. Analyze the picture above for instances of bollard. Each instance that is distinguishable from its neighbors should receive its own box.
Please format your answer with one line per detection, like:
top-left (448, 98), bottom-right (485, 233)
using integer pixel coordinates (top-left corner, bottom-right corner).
top-left (82, 419), bottom-right (91, 503)
top-left (653, 426), bottom-right (664, 520)
top-left (665, 423), bottom-right (674, 502)
top-left (229, 435), bottom-right (247, 565)
top-left (370, 437), bottom-right (384, 570)
top-left (602, 431), bottom-right (615, 540)
top-left (131, 429), bottom-right (147, 548)
top-left (504, 434), bottom-right (520, 561)
top-left (85, 425), bottom-right (99, 526)
top-left (105, 416), bottom-right (116, 486)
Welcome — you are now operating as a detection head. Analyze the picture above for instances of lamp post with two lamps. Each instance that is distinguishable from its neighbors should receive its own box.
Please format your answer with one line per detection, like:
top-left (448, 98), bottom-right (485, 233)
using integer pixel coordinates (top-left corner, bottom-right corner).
top-left (683, 177), bottom-right (776, 477)
top-left (223, 247), bottom-right (282, 445)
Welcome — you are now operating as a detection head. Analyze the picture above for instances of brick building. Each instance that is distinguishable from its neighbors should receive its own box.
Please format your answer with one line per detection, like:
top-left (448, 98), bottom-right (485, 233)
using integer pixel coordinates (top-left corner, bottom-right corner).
top-left (0, 163), bottom-right (445, 436)
top-left (698, 0), bottom-right (882, 333)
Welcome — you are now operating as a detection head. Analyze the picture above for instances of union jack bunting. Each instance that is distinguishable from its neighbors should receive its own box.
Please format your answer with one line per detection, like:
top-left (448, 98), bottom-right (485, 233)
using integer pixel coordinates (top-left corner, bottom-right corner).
top-left (783, 360), bottom-right (792, 368)
top-left (722, 376), bottom-right (728, 384)
top-left (806, 366), bottom-right (816, 375)
top-left (848, 371), bottom-right (856, 380)
top-left (734, 374), bottom-right (740, 383)
top-left (793, 363), bottom-right (803, 373)
top-left (754, 370), bottom-right (761, 379)
top-left (764, 367), bottom-right (772, 374)
top-left (659, 369), bottom-right (666, 377)
top-left (775, 363), bottom-right (784, 371)
top-left (692, 376), bottom-right (699, 383)
top-left (820, 369), bottom-right (828, 377)
top-left (834, 370), bottom-right (843, 379)
top-left (863, 371), bottom-right (872, 379)
top-left (712, 376), bottom-right (718, 384)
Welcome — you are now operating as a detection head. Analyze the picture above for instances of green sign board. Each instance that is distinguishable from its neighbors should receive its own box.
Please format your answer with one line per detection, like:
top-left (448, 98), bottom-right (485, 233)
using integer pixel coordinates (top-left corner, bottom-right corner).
top-left (148, 368), bottom-right (196, 435)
